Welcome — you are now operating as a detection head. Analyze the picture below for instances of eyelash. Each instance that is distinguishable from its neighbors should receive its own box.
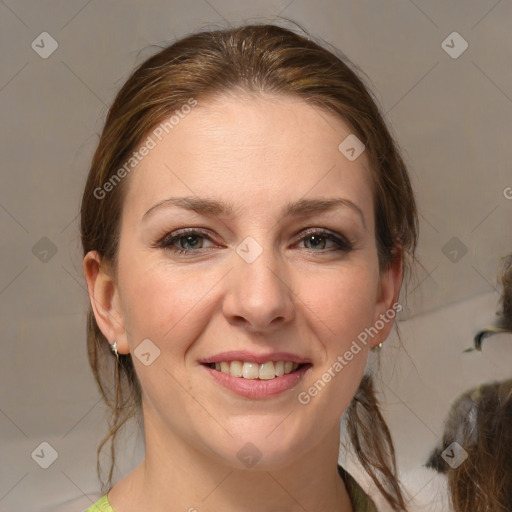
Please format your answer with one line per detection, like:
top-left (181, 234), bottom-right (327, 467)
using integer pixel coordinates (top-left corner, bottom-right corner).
top-left (156, 228), bottom-right (354, 255)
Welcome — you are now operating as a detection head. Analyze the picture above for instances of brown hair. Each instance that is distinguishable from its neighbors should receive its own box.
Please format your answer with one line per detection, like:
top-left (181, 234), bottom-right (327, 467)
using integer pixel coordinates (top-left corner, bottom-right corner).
top-left (427, 379), bottom-right (512, 512)
top-left (449, 379), bottom-right (512, 512)
top-left (428, 256), bottom-right (512, 511)
top-left (426, 256), bottom-right (512, 511)
top-left (80, 21), bottom-right (418, 510)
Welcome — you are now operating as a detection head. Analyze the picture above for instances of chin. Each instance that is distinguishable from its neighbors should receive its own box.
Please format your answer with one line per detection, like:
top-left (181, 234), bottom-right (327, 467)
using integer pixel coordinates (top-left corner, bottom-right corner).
top-left (204, 423), bottom-right (315, 471)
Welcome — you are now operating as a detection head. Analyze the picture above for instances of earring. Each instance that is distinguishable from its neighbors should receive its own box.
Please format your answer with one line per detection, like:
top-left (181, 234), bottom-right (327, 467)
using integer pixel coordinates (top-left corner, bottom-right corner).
top-left (372, 342), bottom-right (383, 352)
top-left (111, 340), bottom-right (119, 360)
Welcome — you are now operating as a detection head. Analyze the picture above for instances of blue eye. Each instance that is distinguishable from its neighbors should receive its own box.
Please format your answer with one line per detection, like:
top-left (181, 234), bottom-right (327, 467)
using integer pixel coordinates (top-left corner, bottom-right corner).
top-left (158, 230), bottom-right (214, 254)
top-left (156, 228), bottom-right (353, 255)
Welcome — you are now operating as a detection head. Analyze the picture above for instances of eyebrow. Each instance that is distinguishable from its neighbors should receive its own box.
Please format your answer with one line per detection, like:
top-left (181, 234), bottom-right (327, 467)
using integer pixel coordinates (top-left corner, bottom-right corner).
top-left (142, 196), bottom-right (366, 227)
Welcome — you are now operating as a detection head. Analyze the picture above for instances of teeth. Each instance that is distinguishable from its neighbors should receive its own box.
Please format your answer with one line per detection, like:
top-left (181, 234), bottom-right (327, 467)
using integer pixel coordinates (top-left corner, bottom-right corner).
top-left (211, 360), bottom-right (301, 379)
top-left (242, 362), bottom-right (259, 379)
top-left (258, 361), bottom-right (275, 380)
top-left (229, 360), bottom-right (243, 377)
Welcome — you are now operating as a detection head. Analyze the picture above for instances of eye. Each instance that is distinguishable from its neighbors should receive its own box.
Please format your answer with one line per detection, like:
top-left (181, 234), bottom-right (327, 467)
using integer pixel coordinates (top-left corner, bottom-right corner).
top-left (296, 229), bottom-right (353, 252)
top-left (157, 229), bottom-right (217, 254)
top-left (155, 227), bottom-right (354, 256)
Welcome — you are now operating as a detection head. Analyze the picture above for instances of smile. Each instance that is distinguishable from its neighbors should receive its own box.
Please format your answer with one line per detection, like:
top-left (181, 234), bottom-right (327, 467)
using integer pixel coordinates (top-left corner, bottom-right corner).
top-left (206, 360), bottom-right (303, 380)
top-left (201, 361), bottom-right (313, 399)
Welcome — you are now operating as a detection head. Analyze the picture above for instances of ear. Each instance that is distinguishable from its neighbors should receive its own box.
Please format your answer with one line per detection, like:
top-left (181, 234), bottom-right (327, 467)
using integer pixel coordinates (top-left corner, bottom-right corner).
top-left (370, 247), bottom-right (404, 348)
top-left (83, 250), bottom-right (129, 355)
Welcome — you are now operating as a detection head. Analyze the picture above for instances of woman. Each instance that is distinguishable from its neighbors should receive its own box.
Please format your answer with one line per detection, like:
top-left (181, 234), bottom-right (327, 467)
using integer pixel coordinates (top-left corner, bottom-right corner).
top-left (82, 22), bottom-right (418, 512)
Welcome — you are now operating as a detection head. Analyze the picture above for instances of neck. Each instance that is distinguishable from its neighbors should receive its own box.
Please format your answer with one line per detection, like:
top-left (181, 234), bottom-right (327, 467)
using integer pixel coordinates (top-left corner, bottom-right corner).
top-left (109, 412), bottom-right (353, 512)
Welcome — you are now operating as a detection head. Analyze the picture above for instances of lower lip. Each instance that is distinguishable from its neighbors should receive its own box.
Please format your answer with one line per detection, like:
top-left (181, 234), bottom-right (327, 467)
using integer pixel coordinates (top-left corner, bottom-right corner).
top-left (201, 363), bottom-right (312, 399)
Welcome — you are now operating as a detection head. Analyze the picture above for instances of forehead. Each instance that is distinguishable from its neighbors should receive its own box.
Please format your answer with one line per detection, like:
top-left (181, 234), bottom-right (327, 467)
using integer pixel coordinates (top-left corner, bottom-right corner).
top-left (123, 92), bottom-right (374, 223)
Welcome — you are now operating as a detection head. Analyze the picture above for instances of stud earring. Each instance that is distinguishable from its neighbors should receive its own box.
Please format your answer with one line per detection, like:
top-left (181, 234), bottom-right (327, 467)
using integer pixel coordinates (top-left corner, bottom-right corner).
top-left (111, 340), bottom-right (119, 360)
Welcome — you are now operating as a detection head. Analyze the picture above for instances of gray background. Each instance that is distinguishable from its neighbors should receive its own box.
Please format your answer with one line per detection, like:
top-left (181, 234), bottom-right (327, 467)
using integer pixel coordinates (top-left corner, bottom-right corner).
top-left (1, 1), bottom-right (511, 511)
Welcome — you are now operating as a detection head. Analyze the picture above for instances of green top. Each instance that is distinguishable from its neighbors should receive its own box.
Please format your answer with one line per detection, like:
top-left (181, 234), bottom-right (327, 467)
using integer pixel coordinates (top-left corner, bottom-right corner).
top-left (338, 465), bottom-right (378, 512)
top-left (84, 494), bottom-right (111, 512)
top-left (84, 465), bottom-right (377, 512)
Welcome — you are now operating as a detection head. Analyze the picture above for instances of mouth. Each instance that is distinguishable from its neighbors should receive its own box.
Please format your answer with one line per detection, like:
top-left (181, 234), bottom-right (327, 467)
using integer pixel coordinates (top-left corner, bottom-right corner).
top-left (202, 360), bottom-right (312, 380)
top-left (201, 360), bottom-right (312, 399)
top-left (199, 351), bottom-right (312, 398)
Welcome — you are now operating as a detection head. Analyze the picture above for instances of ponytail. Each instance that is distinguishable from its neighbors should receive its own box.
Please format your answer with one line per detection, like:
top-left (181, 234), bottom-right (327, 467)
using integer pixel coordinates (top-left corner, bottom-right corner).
top-left (346, 373), bottom-right (409, 511)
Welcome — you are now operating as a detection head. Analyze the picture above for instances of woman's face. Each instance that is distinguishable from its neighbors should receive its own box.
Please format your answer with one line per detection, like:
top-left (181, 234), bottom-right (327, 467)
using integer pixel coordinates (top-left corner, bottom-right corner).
top-left (88, 92), bottom-right (401, 469)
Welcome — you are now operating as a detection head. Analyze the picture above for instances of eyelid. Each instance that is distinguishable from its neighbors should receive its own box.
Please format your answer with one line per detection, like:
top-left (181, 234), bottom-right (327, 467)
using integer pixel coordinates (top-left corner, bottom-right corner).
top-left (293, 227), bottom-right (354, 251)
top-left (156, 228), bottom-right (218, 248)
top-left (156, 226), bottom-right (354, 254)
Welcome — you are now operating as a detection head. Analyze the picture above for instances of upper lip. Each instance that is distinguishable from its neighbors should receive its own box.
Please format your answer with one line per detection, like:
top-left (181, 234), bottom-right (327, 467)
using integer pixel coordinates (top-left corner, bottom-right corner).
top-left (199, 351), bottom-right (310, 365)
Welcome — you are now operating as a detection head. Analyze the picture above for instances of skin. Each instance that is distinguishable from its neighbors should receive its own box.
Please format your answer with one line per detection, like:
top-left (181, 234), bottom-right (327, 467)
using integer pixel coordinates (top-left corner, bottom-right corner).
top-left (84, 92), bottom-right (402, 512)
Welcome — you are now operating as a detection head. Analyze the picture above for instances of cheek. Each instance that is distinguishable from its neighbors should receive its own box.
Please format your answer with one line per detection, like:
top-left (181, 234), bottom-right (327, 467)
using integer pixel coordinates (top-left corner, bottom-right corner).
top-left (299, 267), bottom-right (377, 415)
top-left (117, 250), bottom-right (214, 348)
top-left (298, 263), bottom-right (379, 346)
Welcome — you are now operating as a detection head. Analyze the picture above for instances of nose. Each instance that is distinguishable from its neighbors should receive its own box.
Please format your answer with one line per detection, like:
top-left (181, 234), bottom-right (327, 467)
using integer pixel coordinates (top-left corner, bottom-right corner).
top-left (222, 244), bottom-right (295, 333)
